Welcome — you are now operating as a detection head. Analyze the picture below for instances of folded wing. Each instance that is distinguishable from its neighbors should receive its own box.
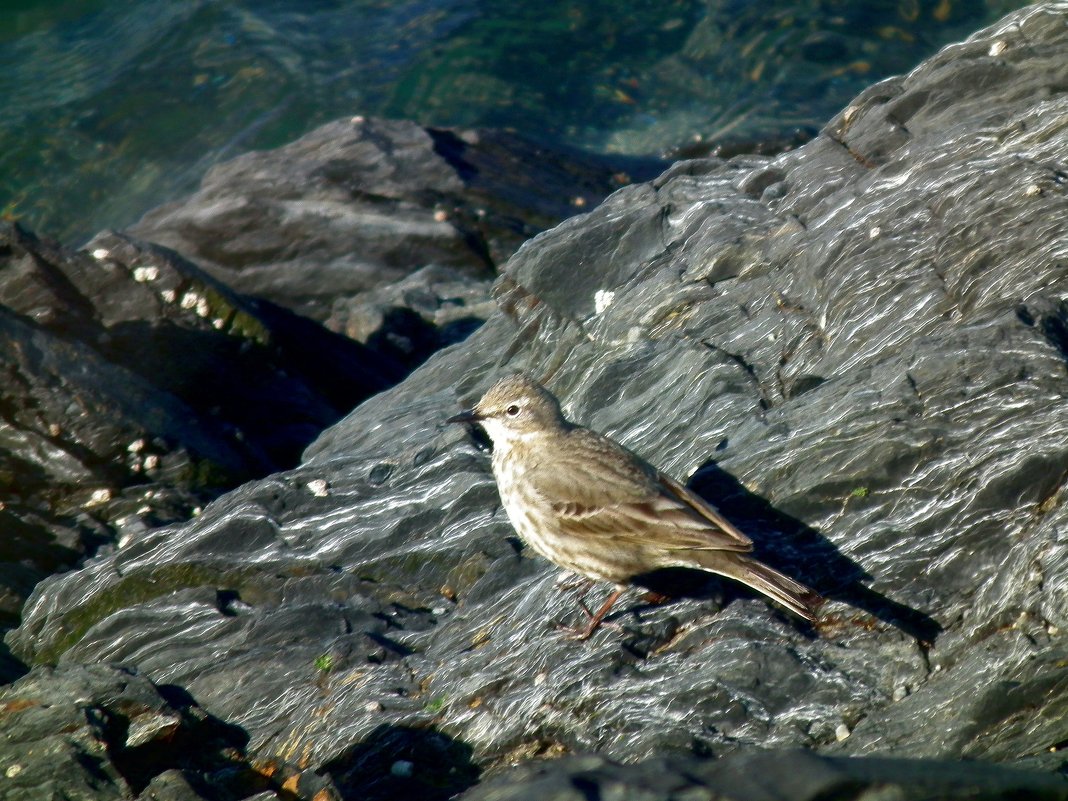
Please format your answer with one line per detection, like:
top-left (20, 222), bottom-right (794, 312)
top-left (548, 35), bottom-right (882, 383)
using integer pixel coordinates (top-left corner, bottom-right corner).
top-left (527, 430), bottom-right (753, 553)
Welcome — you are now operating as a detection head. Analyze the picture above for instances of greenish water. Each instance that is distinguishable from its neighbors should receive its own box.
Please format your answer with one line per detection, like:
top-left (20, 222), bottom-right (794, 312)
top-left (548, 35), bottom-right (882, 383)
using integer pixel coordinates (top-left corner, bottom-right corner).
top-left (0, 0), bottom-right (1030, 244)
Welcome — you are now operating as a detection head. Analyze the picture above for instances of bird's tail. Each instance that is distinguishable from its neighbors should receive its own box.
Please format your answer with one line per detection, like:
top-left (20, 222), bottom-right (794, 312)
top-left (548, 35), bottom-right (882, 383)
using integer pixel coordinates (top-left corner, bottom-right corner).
top-left (686, 551), bottom-right (823, 622)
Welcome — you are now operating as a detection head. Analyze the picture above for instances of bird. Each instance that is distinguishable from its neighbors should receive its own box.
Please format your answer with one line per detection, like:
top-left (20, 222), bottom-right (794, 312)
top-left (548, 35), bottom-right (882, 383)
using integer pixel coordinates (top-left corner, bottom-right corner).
top-left (448, 373), bottom-right (823, 638)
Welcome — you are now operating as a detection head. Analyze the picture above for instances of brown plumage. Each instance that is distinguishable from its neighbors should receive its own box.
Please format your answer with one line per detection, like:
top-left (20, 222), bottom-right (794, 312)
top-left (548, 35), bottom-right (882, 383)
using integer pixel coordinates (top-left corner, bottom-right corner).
top-left (448, 373), bottom-right (823, 638)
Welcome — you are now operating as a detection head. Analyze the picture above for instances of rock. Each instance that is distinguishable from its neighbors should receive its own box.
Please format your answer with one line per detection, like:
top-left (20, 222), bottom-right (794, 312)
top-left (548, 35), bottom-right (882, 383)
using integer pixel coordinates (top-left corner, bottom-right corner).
top-left (0, 223), bottom-right (402, 642)
top-left (0, 664), bottom-right (272, 801)
top-left (328, 265), bottom-right (495, 369)
top-left (125, 117), bottom-right (663, 325)
top-left (460, 750), bottom-right (1068, 801)
top-left (7, 2), bottom-right (1068, 799)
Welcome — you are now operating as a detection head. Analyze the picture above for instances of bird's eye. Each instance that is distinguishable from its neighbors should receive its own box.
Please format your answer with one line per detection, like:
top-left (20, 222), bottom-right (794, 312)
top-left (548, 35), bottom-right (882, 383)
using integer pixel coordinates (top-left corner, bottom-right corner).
top-left (505, 404), bottom-right (521, 417)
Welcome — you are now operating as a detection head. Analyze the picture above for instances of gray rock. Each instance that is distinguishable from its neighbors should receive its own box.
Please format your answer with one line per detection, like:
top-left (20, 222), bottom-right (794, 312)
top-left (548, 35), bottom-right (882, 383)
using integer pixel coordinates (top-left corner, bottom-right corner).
top-left (461, 749), bottom-right (1068, 800)
top-left (7, 2), bottom-right (1068, 799)
top-left (0, 223), bottom-right (402, 642)
top-left (328, 264), bottom-right (495, 368)
top-left (125, 117), bottom-right (662, 324)
top-left (0, 663), bottom-right (266, 801)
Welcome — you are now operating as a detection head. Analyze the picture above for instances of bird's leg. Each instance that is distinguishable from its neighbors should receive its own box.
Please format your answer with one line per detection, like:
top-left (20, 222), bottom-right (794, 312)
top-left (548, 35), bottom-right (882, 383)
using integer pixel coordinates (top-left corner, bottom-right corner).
top-left (561, 587), bottom-right (625, 641)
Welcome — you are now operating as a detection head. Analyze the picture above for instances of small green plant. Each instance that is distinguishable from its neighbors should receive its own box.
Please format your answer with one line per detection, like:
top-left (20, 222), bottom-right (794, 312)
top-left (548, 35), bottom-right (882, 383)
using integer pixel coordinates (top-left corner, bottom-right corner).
top-left (314, 653), bottom-right (334, 673)
top-left (425, 695), bottom-right (447, 713)
top-left (850, 487), bottom-right (870, 498)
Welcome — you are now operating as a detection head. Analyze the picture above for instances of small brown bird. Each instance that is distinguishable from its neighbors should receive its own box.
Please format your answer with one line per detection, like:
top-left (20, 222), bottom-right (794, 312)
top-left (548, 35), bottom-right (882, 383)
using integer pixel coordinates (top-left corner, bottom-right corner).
top-left (448, 373), bottom-right (823, 638)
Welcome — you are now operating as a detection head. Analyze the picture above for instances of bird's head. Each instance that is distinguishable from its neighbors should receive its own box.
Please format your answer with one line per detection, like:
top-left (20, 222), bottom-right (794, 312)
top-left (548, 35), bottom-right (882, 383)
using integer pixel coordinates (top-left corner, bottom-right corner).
top-left (448, 373), bottom-right (568, 446)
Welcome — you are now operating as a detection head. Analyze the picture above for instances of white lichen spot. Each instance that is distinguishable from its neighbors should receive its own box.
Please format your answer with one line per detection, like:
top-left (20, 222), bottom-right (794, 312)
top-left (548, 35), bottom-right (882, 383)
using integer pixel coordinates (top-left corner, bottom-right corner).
top-left (195, 297), bottom-right (210, 317)
top-left (161, 289), bottom-right (177, 303)
top-left (307, 479), bottom-right (330, 497)
top-left (868, 226), bottom-right (881, 239)
top-left (192, 506), bottom-right (202, 516)
top-left (594, 289), bottom-right (615, 314)
top-left (892, 685), bottom-right (909, 702)
top-left (988, 39), bottom-right (1007, 56)
top-left (133, 265), bottom-right (160, 282)
top-left (137, 505), bottom-right (152, 515)
top-left (572, 196), bottom-right (587, 208)
top-left (143, 455), bottom-right (160, 470)
top-left (433, 209), bottom-right (448, 222)
top-left (1049, 624), bottom-right (1060, 636)
top-left (91, 248), bottom-right (110, 261)
top-left (0, 501), bottom-right (5, 511)
top-left (390, 760), bottom-right (414, 778)
top-left (213, 318), bottom-right (226, 330)
top-left (835, 723), bottom-right (851, 741)
top-left (180, 291), bottom-right (200, 310)
top-left (1025, 184), bottom-right (1042, 197)
top-left (365, 701), bottom-right (383, 713)
top-left (48, 423), bottom-right (61, 437)
top-left (5, 764), bottom-right (22, 778)
top-left (88, 488), bottom-right (113, 506)
top-left (128, 438), bottom-right (146, 453)
top-left (351, 115), bottom-right (366, 124)
top-left (534, 672), bottom-right (548, 686)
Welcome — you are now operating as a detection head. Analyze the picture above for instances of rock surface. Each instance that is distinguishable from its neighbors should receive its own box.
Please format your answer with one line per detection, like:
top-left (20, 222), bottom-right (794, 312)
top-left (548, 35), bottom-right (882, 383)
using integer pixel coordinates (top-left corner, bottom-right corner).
top-left (327, 264), bottom-right (496, 371)
top-left (0, 663), bottom-right (338, 800)
top-left (0, 223), bottom-right (401, 647)
top-left (126, 117), bottom-right (661, 329)
top-left (463, 750), bottom-right (1068, 801)
top-left (6, 3), bottom-right (1068, 799)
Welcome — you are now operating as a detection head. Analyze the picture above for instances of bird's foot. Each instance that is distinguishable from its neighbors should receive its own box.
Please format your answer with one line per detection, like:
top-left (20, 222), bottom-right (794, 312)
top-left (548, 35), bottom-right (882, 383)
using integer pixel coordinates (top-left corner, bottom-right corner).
top-left (640, 591), bottom-right (671, 605)
top-left (555, 588), bottom-right (626, 641)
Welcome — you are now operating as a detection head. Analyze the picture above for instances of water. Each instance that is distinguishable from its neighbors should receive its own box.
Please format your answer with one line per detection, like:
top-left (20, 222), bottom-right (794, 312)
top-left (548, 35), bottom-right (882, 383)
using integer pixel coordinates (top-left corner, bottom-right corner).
top-left (0, 0), bottom-right (1029, 245)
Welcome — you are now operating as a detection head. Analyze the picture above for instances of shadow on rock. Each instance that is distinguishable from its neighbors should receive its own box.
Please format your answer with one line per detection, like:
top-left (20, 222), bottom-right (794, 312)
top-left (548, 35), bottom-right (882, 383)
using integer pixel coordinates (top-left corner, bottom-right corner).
top-left (681, 461), bottom-right (944, 645)
top-left (321, 724), bottom-right (480, 801)
top-left (625, 460), bottom-right (943, 645)
top-left (0, 640), bottom-right (27, 684)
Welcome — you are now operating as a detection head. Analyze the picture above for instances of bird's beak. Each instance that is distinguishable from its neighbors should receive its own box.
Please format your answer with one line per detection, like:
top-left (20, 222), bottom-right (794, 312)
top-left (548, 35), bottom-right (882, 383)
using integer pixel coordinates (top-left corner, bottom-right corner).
top-left (447, 408), bottom-right (483, 425)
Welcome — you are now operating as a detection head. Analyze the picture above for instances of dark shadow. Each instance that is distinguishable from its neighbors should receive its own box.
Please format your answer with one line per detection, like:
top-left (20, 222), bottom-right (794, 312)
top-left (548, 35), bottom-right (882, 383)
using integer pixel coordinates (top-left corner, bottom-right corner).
top-left (0, 639), bottom-right (27, 685)
top-left (634, 460), bottom-right (942, 646)
top-left (110, 682), bottom-right (256, 797)
top-left (104, 316), bottom-right (401, 475)
top-left (320, 723), bottom-right (480, 801)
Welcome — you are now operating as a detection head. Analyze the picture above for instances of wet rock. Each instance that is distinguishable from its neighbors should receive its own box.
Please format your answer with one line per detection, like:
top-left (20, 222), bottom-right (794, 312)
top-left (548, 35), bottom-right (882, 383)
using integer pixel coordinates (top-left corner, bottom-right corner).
top-left (7, 2), bottom-right (1068, 799)
top-left (0, 223), bottom-right (402, 641)
top-left (125, 117), bottom-right (662, 325)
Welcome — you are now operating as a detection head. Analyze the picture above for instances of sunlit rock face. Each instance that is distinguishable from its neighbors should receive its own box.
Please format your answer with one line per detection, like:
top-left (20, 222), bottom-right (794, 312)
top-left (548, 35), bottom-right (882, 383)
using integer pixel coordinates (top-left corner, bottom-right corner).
top-left (7, 4), bottom-right (1068, 800)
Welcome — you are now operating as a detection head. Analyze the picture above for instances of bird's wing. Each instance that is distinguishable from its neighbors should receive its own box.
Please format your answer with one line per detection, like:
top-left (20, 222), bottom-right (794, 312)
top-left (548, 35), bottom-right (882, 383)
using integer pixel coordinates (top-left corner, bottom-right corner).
top-left (525, 430), bottom-right (753, 553)
top-left (655, 473), bottom-right (753, 551)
